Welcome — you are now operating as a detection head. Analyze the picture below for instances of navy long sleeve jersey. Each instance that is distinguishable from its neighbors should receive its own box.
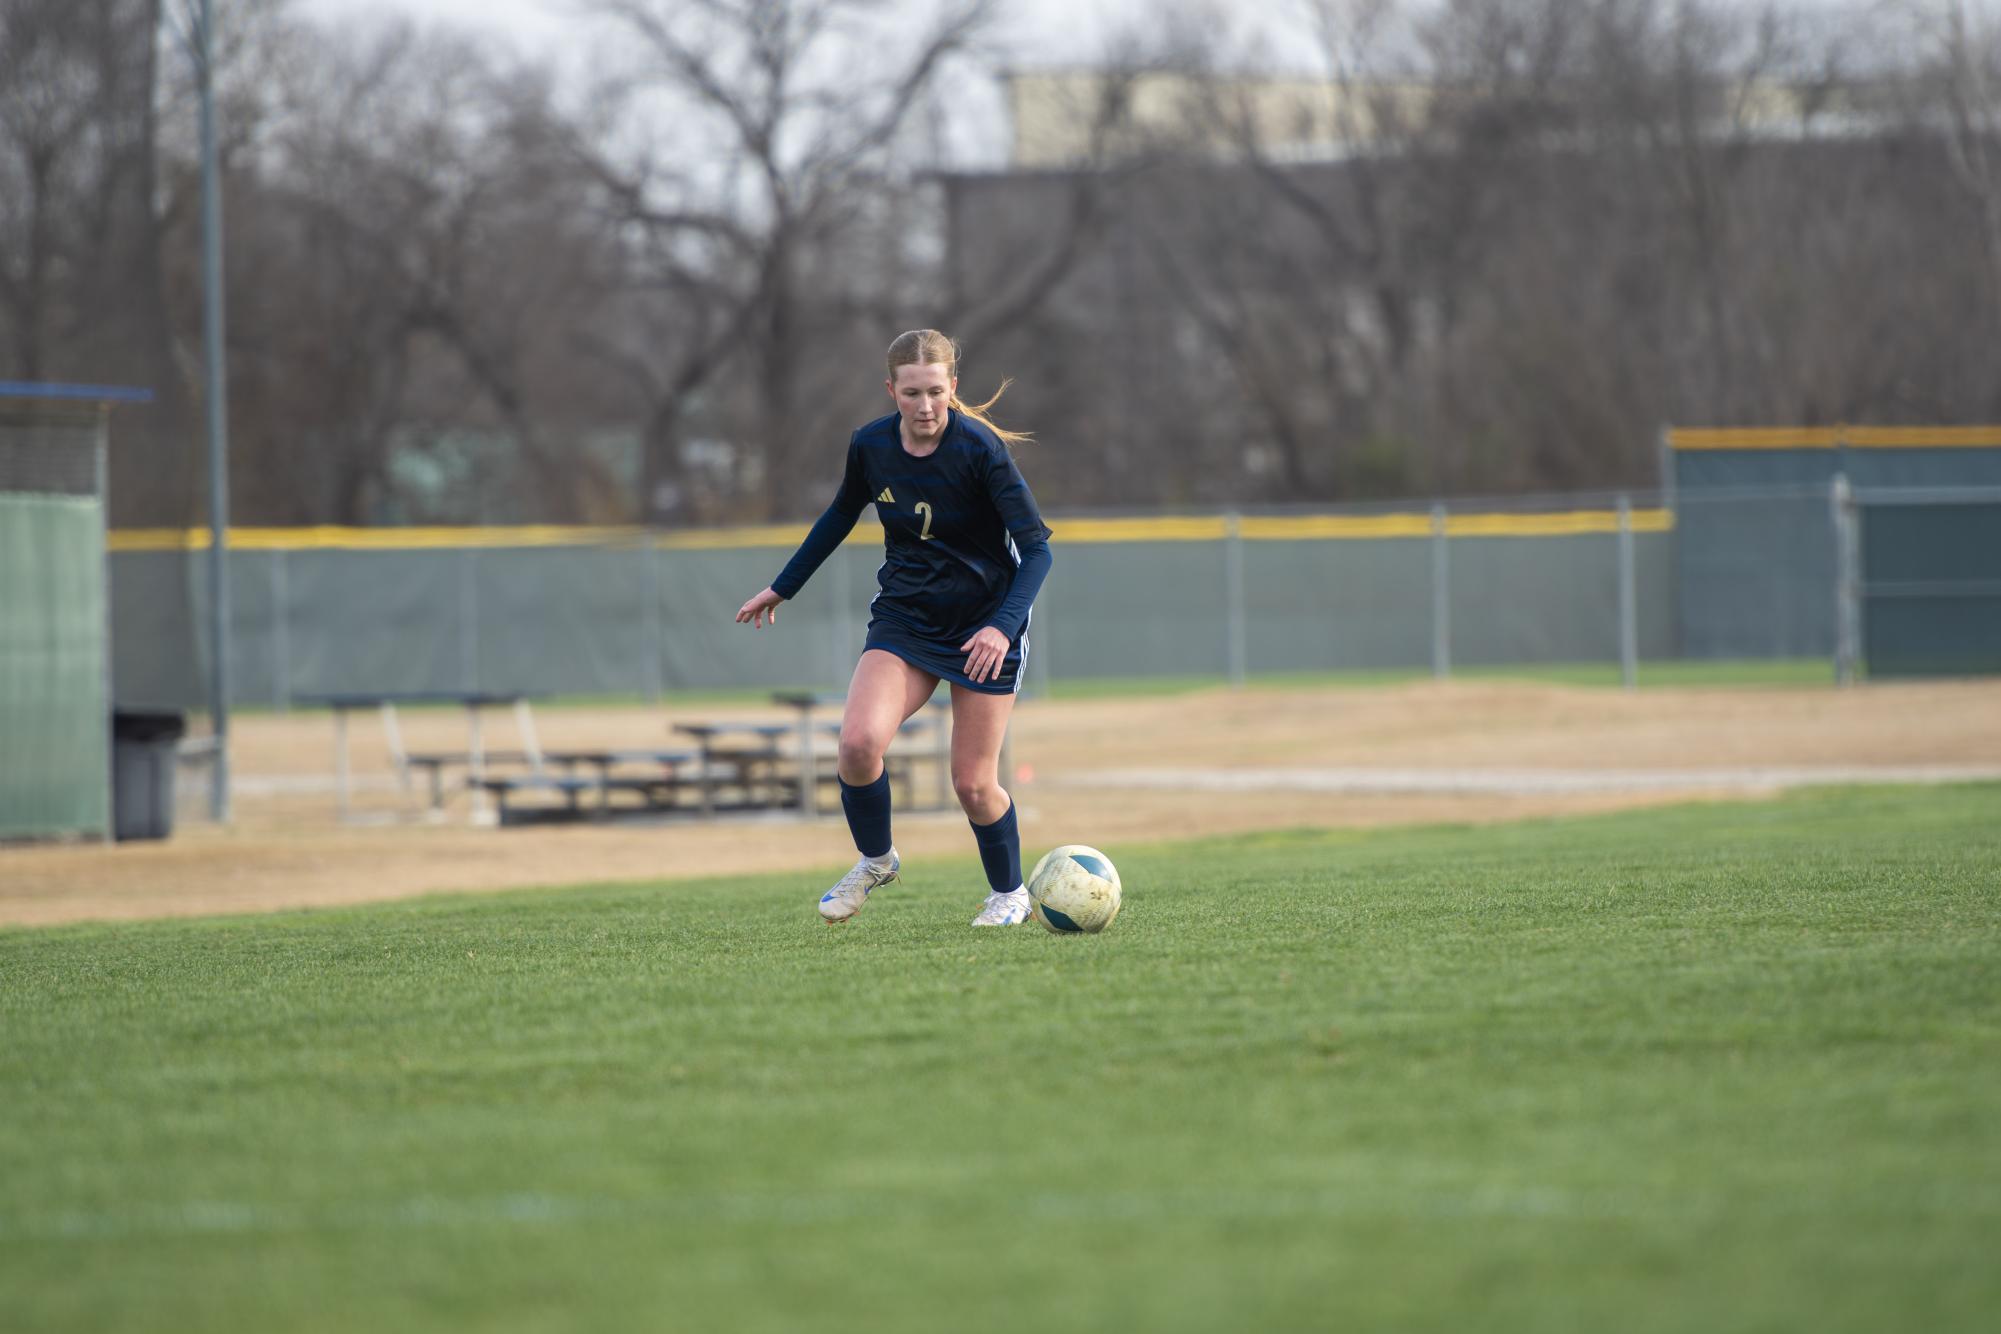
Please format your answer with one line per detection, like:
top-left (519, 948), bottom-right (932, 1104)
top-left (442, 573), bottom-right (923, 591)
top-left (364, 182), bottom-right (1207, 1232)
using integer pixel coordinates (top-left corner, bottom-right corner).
top-left (771, 410), bottom-right (1053, 643)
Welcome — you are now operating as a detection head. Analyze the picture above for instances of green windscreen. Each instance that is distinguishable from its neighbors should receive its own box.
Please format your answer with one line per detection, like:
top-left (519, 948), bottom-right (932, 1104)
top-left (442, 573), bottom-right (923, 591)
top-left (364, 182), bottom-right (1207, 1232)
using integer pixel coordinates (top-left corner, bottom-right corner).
top-left (0, 493), bottom-right (109, 840)
top-left (1862, 500), bottom-right (2001, 678)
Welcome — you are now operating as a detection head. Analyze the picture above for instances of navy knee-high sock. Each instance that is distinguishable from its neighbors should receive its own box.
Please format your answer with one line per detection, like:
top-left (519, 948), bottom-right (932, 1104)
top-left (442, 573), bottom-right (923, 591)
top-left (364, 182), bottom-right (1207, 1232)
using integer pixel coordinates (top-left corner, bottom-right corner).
top-left (970, 801), bottom-right (1023, 896)
top-left (840, 770), bottom-right (894, 860)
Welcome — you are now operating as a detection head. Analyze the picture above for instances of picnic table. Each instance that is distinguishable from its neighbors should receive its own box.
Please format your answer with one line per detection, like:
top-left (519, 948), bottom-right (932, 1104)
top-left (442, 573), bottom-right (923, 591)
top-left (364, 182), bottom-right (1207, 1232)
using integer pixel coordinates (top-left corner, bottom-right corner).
top-left (295, 690), bottom-right (545, 824)
top-left (471, 749), bottom-right (697, 825)
top-left (768, 691), bottom-right (957, 818)
top-left (294, 689), bottom-right (983, 828)
top-left (670, 721), bottom-right (798, 816)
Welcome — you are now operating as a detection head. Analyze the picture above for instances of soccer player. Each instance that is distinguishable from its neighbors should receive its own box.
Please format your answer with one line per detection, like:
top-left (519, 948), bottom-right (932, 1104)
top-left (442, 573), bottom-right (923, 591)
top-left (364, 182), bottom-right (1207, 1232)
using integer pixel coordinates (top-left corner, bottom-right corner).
top-left (735, 329), bottom-right (1053, 926)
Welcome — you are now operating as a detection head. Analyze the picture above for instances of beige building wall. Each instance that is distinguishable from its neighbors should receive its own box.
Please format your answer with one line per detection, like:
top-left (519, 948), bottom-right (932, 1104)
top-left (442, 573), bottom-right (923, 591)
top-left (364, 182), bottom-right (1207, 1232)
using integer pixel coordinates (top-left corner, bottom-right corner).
top-left (1003, 68), bottom-right (1835, 170)
top-left (1004, 70), bottom-right (1430, 167)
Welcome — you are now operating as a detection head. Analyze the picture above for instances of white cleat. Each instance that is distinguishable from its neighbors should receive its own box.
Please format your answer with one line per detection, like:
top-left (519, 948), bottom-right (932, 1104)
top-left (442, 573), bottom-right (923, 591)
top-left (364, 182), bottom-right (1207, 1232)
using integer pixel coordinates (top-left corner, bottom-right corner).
top-left (818, 850), bottom-right (899, 923)
top-left (971, 886), bottom-right (1032, 927)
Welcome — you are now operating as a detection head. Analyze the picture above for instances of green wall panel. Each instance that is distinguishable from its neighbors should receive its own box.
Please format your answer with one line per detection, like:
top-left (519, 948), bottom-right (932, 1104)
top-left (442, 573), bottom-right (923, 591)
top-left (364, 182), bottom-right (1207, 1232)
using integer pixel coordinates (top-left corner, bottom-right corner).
top-left (1, 496), bottom-right (108, 840)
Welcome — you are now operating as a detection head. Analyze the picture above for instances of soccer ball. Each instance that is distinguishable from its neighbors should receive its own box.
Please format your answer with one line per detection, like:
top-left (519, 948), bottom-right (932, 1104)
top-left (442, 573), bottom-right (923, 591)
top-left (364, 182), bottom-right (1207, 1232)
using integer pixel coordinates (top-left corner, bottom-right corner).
top-left (1026, 844), bottom-right (1122, 934)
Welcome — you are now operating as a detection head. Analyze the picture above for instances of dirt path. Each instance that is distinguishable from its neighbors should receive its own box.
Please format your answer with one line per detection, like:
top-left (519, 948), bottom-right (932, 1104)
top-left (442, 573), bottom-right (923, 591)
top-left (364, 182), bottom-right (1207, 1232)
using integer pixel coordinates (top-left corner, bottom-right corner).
top-left (5, 679), bottom-right (1997, 929)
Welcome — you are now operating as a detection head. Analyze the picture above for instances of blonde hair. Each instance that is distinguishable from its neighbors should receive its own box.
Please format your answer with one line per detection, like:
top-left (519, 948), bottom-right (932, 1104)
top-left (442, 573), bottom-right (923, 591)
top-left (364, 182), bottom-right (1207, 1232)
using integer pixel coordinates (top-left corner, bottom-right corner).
top-left (885, 329), bottom-right (1033, 448)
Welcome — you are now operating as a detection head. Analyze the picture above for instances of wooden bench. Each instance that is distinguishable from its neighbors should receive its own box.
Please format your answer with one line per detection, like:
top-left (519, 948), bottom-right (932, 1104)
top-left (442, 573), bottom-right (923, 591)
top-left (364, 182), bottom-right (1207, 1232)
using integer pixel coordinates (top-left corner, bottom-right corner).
top-left (473, 772), bottom-right (686, 826)
top-left (541, 748), bottom-right (696, 779)
top-left (401, 749), bottom-right (543, 813)
top-left (770, 691), bottom-right (953, 817)
top-left (470, 749), bottom-right (701, 823)
top-left (806, 716), bottom-right (951, 812)
top-left (670, 722), bottom-right (798, 815)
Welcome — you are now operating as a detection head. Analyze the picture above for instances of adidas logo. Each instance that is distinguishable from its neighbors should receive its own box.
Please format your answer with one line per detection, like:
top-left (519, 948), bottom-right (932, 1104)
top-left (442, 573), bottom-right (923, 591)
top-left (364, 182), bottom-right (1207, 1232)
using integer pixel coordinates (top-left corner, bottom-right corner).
top-left (877, 487), bottom-right (895, 504)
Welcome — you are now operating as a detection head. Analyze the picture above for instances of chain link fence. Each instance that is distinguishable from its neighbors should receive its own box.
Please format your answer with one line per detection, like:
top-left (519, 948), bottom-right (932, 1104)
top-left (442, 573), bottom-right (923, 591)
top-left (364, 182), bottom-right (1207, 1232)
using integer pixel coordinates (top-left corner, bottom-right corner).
top-left (105, 495), bottom-right (1703, 710)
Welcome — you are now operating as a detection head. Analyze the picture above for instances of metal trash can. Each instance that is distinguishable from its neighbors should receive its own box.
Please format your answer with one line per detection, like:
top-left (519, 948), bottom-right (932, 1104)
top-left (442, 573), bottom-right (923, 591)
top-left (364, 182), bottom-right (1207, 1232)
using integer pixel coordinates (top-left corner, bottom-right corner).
top-left (111, 710), bottom-right (185, 842)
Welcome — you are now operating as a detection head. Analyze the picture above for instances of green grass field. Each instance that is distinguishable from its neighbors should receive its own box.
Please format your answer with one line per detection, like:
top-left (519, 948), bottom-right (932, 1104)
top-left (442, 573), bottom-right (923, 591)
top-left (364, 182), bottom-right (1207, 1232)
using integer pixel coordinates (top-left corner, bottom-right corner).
top-left (4, 785), bottom-right (1997, 1333)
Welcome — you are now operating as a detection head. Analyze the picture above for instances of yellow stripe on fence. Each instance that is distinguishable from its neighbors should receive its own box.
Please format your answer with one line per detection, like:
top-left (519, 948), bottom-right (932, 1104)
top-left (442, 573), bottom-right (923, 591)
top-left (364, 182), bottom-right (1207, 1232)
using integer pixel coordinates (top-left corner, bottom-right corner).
top-left (1449, 508), bottom-right (1673, 537)
top-left (1668, 427), bottom-right (1844, 450)
top-left (1239, 514), bottom-right (1432, 539)
top-left (1843, 426), bottom-right (2001, 448)
top-left (110, 508), bottom-right (1674, 551)
top-left (1669, 425), bottom-right (2001, 450)
top-left (1046, 517), bottom-right (1230, 543)
top-left (1236, 511), bottom-right (1671, 538)
top-left (107, 524), bottom-right (655, 552)
top-left (107, 523), bottom-right (895, 553)
top-left (657, 524), bottom-right (810, 551)
top-left (107, 529), bottom-right (197, 552)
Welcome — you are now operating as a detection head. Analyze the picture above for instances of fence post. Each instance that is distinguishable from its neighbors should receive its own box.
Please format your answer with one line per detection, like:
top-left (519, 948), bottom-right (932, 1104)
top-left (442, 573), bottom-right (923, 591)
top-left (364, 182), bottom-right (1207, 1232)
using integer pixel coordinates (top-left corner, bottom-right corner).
top-left (1029, 568), bottom-right (1052, 699)
top-left (1617, 493), bottom-right (1638, 689)
top-left (1832, 473), bottom-right (1861, 686)
top-left (830, 544), bottom-right (853, 688)
top-left (459, 547), bottom-right (480, 693)
top-left (1224, 511), bottom-right (1247, 688)
top-left (642, 536), bottom-right (663, 704)
top-left (271, 547), bottom-right (291, 711)
top-left (1430, 502), bottom-right (1450, 679)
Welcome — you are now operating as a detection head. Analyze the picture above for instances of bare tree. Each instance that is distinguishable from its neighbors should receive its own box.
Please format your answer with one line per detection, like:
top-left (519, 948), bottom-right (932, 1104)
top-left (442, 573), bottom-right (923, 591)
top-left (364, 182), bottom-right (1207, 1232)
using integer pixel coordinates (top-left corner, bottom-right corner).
top-left (1934, 0), bottom-right (2001, 319)
top-left (1100, 0), bottom-right (1561, 499)
top-left (20, 0), bottom-right (2001, 530)
top-left (0, 0), bottom-right (102, 381)
top-left (0, 0), bottom-right (210, 525)
top-left (577, 0), bottom-right (1010, 520)
top-left (220, 15), bottom-right (631, 524)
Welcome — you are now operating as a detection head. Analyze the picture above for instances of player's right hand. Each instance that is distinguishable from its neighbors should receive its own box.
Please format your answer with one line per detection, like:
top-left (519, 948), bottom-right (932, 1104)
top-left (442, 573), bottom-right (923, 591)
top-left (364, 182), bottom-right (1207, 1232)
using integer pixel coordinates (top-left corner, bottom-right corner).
top-left (735, 586), bottom-right (783, 628)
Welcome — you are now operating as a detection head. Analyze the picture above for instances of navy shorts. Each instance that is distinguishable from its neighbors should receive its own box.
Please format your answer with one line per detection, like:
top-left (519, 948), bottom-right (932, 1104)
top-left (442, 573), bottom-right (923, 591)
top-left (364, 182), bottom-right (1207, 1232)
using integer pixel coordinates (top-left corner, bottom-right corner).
top-left (865, 617), bottom-right (1029, 695)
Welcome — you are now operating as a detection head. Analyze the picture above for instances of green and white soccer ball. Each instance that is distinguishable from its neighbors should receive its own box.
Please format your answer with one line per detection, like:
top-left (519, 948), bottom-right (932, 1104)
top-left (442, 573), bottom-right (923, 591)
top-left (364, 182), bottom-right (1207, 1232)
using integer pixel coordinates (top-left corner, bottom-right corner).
top-left (1026, 844), bottom-right (1122, 934)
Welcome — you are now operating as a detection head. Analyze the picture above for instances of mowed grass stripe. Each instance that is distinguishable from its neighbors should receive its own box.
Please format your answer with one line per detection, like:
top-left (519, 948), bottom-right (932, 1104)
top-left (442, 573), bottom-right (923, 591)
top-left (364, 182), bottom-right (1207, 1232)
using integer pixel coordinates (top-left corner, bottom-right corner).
top-left (2, 784), bottom-right (1998, 1334)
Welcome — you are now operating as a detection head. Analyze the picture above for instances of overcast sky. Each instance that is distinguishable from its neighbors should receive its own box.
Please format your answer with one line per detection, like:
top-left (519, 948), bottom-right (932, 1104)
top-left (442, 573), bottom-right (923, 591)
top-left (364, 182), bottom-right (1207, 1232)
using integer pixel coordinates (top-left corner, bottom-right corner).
top-left (290, 0), bottom-right (1958, 171)
top-left (296, 0), bottom-right (1188, 70)
top-left (294, 0), bottom-right (1933, 76)
top-left (291, 0), bottom-right (1329, 169)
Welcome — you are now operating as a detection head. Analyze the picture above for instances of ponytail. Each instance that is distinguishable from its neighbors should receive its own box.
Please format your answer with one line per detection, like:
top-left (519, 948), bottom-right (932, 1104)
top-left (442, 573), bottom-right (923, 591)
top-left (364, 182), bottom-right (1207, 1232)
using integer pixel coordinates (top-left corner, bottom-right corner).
top-left (952, 379), bottom-right (1034, 449)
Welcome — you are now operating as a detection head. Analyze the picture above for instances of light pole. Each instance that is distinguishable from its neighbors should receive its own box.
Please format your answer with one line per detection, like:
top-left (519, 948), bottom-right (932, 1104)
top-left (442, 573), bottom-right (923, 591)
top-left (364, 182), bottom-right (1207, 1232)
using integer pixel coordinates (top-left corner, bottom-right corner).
top-left (175, 0), bottom-right (233, 821)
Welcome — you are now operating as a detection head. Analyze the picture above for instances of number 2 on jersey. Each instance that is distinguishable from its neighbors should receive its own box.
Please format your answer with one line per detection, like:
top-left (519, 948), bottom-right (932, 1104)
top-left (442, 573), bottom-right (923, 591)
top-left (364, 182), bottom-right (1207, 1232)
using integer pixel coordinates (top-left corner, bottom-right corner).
top-left (913, 501), bottom-right (934, 540)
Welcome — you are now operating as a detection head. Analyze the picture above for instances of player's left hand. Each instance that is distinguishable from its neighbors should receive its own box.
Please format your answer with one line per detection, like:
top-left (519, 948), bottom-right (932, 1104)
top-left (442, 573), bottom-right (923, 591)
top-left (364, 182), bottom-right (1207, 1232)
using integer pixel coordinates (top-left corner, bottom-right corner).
top-left (960, 626), bottom-right (1010, 684)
